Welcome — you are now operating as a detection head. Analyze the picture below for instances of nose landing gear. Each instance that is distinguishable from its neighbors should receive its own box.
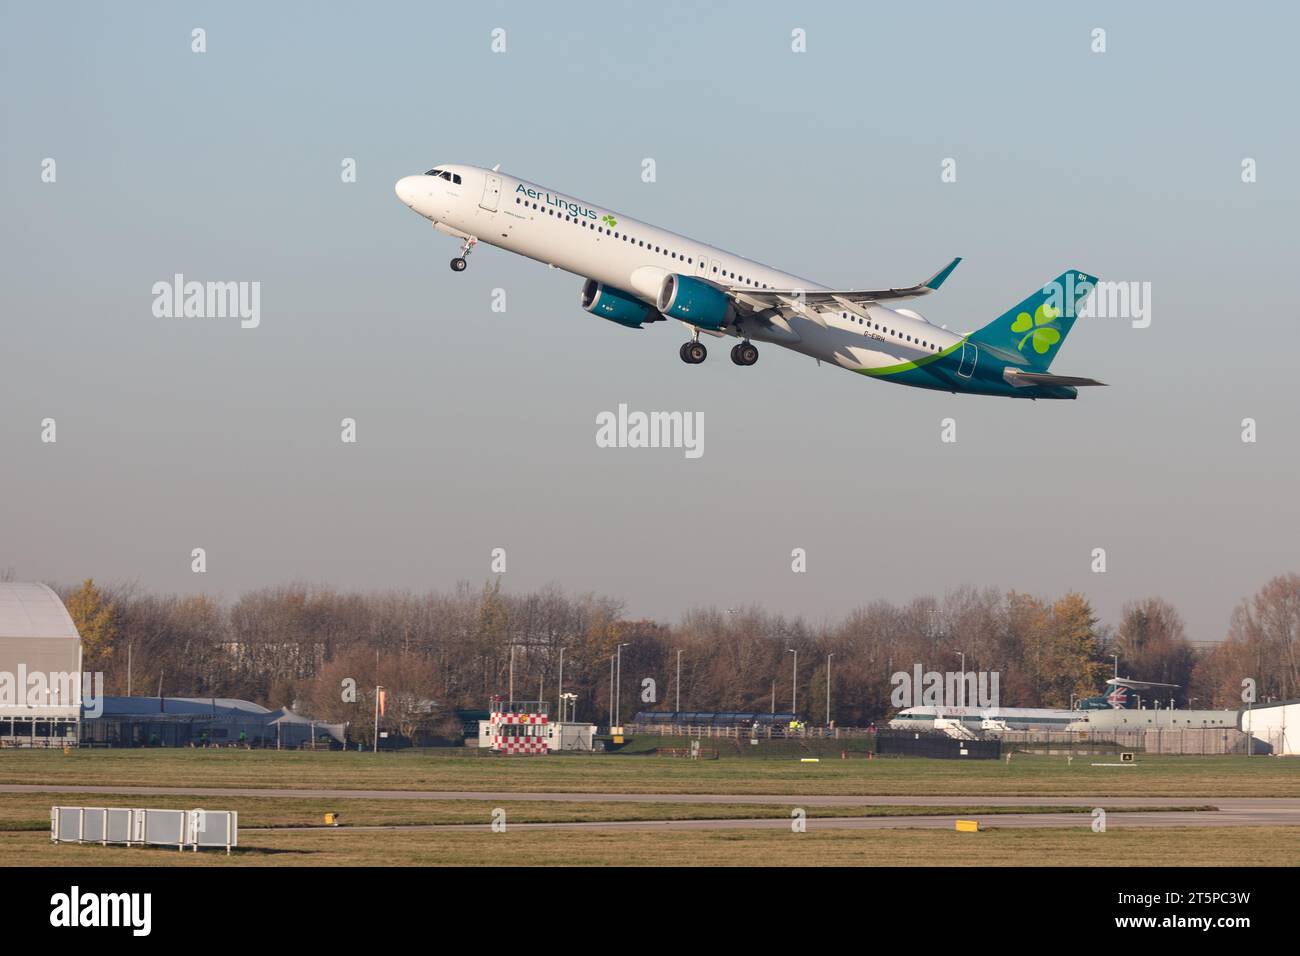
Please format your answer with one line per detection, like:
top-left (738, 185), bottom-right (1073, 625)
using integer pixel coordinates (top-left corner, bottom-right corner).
top-left (450, 236), bottom-right (477, 272)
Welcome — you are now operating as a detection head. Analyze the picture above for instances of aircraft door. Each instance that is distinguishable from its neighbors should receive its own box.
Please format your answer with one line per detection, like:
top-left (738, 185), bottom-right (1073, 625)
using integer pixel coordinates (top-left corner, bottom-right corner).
top-left (957, 341), bottom-right (978, 378)
top-left (479, 174), bottom-right (502, 212)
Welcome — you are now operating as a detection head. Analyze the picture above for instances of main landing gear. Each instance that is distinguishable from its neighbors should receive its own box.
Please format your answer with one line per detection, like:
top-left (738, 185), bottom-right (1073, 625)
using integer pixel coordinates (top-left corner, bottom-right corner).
top-left (450, 236), bottom-right (477, 272)
top-left (679, 340), bottom-right (707, 364)
top-left (730, 341), bottom-right (759, 366)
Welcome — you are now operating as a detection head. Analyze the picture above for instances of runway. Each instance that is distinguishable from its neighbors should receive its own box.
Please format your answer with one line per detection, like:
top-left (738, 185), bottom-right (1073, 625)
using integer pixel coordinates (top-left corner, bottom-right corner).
top-left (3, 784), bottom-right (1299, 831)
top-left (257, 807), bottom-right (1296, 833)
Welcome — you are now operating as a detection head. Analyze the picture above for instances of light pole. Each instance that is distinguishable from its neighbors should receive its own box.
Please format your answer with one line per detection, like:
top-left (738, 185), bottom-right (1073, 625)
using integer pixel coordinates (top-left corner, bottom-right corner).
top-left (609, 655), bottom-right (615, 731)
top-left (508, 645), bottom-right (516, 702)
top-left (615, 643), bottom-right (629, 728)
top-left (958, 651), bottom-right (966, 707)
top-left (1111, 654), bottom-right (1119, 679)
top-left (675, 649), bottom-right (682, 713)
top-left (787, 648), bottom-right (798, 715)
top-left (826, 653), bottom-right (834, 726)
top-left (557, 646), bottom-right (565, 715)
top-left (373, 685), bottom-right (383, 754)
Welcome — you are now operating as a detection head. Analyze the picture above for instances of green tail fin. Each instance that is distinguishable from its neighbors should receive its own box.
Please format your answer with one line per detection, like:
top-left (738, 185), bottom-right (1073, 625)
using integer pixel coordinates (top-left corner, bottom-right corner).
top-left (969, 270), bottom-right (1097, 371)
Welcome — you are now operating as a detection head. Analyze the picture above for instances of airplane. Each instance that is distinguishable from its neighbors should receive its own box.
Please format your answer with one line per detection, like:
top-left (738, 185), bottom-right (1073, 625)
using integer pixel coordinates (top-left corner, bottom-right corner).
top-left (888, 705), bottom-right (1078, 734)
top-left (395, 164), bottom-right (1107, 399)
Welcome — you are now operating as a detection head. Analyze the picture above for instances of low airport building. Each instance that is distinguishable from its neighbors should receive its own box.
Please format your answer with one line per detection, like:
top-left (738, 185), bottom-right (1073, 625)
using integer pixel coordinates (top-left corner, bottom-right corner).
top-left (476, 697), bottom-right (596, 754)
top-left (81, 696), bottom-right (346, 748)
top-left (1240, 699), bottom-right (1299, 755)
top-left (0, 582), bottom-right (343, 749)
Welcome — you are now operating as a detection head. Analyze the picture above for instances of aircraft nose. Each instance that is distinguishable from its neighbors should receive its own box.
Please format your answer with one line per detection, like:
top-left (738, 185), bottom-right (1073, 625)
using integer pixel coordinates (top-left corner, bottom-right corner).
top-left (394, 175), bottom-right (420, 206)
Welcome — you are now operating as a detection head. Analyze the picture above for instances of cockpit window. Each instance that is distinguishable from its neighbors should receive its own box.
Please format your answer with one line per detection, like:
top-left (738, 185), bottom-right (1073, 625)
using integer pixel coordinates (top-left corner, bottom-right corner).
top-left (425, 168), bottom-right (442, 176)
top-left (423, 169), bottom-right (462, 184)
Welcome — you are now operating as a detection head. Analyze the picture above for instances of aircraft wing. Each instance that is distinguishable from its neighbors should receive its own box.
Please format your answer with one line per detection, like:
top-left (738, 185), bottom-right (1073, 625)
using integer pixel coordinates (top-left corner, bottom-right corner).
top-left (725, 257), bottom-right (962, 328)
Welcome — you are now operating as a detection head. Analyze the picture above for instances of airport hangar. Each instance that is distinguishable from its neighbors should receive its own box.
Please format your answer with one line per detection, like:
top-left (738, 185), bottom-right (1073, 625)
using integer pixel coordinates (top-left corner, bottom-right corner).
top-left (0, 583), bottom-right (82, 746)
top-left (0, 582), bottom-right (342, 748)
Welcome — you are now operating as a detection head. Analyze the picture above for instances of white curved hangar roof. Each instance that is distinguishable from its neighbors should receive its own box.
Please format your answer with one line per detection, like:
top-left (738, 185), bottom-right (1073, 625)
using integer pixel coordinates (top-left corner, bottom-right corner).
top-left (0, 583), bottom-right (83, 718)
top-left (0, 583), bottom-right (80, 640)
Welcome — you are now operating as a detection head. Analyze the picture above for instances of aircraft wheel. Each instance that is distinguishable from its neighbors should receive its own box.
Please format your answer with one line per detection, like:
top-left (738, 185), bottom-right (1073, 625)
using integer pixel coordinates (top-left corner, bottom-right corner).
top-left (450, 257), bottom-right (467, 272)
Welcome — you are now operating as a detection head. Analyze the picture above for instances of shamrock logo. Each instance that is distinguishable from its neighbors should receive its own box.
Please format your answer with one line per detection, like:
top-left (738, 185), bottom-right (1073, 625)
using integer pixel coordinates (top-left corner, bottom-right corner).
top-left (1011, 303), bottom-right (1061, 355)
top-left (601, 214), bottom-right (617, 228)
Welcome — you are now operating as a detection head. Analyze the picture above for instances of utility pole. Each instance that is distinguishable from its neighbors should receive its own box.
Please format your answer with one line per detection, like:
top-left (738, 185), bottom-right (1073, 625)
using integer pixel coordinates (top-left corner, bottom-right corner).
top-left (615, 643), bottom-right (628, 728)
top-left (509, 645), bottom-right (515, 702)
top-left (127, 643), bottom-right (132, 698)
top-left (959, 651), bottom-right (966, 707)
top-left (373, 685), bottom-right (383, 754)
top-left (609, 655), bottom-right (615, 731)
top-left (675, 648), bottom-right (682, 713)
top-left (788, 648), bottom-right (798, 715)
top-left (557, 647), bottom-right (564, 716)
top-left (826, 652), bottom-right (834, 726)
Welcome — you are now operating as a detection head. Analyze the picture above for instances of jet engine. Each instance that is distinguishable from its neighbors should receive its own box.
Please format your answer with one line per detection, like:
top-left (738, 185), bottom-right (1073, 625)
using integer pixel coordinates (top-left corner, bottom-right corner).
top-left (656, 274), bottom-right (735, 331)
top-left (581, 279), bottom-right (660, 328)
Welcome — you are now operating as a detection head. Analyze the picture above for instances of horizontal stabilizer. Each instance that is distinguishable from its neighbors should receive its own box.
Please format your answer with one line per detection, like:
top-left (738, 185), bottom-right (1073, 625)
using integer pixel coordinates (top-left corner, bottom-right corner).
top-left (1108, 677), bottom-right (1180, 691)
top-left (1003, 369), bottom-right (1107, 388)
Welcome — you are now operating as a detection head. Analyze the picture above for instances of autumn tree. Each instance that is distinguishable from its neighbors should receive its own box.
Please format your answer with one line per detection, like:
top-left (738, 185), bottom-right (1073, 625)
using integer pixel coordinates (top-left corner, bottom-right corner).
top-left (1114, 598), bottom-right (1195, 701)
top-left (64, 579), bottom-right (118, 671)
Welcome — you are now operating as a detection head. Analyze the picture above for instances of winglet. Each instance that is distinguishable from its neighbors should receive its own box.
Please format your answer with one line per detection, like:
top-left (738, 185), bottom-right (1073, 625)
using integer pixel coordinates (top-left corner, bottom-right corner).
top-left (924, 257), bottom-right (962, 291)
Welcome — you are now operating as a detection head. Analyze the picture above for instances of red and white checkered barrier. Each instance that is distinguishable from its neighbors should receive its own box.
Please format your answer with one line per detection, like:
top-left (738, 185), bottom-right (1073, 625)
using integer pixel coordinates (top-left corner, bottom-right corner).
top-left (489, 710), bottom-right (549, 755)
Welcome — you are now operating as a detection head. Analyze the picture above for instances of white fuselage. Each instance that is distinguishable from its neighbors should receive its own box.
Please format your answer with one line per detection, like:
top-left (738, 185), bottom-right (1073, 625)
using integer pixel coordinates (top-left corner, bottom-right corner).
top-left (889, 706), bottom-right (1078, 733)
top-left (395, 164), bottom-right (962, 371)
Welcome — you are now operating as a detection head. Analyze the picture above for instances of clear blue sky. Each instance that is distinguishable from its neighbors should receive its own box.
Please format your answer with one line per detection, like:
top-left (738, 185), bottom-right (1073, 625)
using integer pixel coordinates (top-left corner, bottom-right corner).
top-left (2, 1), bottom-right (1297, 640)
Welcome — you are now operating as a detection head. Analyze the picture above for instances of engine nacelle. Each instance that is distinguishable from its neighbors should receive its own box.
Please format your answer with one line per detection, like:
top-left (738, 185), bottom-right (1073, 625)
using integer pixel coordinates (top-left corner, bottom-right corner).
top-left (581, 279), bottom-right (658, 329)
top-left (656, 274), bottom-right (735, 330)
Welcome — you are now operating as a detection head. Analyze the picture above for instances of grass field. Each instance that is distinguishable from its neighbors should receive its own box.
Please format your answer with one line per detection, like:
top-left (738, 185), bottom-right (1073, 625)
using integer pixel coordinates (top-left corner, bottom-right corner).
top-left (1, 747), bottom-right (1296, 797)
top-left (3, 746), bottom-right (1295, 865)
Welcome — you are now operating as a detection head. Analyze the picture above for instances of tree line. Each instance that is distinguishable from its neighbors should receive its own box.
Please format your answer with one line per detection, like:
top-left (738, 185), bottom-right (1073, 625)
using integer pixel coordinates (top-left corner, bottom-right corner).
top-left (47, 573), bottom-right (1300, 741)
